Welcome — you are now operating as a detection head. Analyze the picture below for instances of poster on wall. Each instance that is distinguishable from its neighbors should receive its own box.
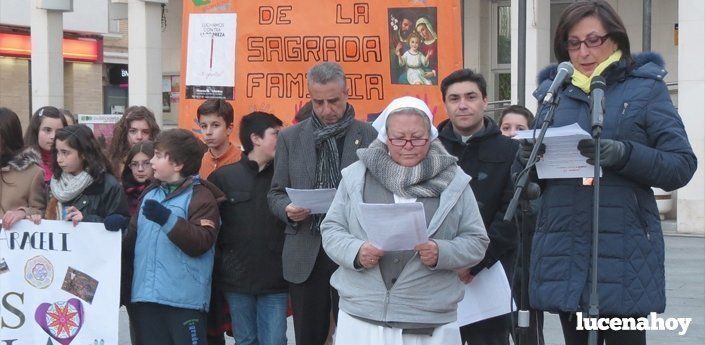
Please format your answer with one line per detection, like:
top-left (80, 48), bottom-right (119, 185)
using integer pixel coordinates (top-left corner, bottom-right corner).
top-left (185, 12), bottom-right (237, 100)
top-left (388, 7), bottom-right (438, 85)
top-left (178, 0), bottom-right (463, 139)
top-left (78, 114), bottom-right (123, 148)
top-left (0, 220), bottom-right (121, 343)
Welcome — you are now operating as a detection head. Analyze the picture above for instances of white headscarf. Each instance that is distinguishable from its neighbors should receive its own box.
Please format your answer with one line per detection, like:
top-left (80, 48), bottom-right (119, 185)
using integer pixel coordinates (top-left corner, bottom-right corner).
top-left (371, 96), bottom-right (438, 143)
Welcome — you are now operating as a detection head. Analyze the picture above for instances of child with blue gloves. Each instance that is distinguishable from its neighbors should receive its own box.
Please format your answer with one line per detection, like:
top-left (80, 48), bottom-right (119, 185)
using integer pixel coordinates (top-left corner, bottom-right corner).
top-left (105, 129), bottom-right (224, 344)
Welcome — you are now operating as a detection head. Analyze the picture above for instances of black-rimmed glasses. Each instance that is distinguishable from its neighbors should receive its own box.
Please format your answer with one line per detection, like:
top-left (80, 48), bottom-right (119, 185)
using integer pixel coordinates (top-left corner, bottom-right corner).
top-left (388, 138), bottom-right (429, 147)
top-left (566, 34), bottom-right (610, 50)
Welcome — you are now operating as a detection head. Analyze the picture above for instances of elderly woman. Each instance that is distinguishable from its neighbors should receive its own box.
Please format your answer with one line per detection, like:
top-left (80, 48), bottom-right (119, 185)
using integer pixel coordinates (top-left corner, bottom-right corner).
top-left (321, 96), bottom-right (489, 344)
top-left (521, 1), bottom-right (696, 344)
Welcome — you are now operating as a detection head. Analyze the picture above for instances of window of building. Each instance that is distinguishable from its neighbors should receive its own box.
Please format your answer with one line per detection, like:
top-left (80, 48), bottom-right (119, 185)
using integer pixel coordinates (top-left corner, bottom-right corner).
top-left (550, 1), bottom-right (576, 63)
top-left (491, 1), bottom-right (511, 101)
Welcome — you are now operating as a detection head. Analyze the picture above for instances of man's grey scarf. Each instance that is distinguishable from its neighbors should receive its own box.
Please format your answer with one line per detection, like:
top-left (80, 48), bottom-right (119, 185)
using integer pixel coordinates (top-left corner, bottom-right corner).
top-left (310, 105), bottom-right (355, 234)
top-left (357, 139), bottom-right (457, 198)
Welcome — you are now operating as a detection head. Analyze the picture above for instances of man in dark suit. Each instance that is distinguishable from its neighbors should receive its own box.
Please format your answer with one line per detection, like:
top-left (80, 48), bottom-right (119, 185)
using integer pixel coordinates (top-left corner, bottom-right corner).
top-left (436, 69), bottom-right (519, 345)
top-left (268, 61), bottom-right (377, 345)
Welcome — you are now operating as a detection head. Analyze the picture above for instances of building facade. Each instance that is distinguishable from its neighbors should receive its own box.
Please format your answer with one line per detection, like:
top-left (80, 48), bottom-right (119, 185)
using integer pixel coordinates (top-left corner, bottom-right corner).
top-left (1, 0), bottom-right (702, 233)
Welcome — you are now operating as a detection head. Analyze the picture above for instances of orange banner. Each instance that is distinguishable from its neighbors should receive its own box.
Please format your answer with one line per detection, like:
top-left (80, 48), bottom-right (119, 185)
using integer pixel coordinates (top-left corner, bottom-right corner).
top-left (179, 0), bottom-right (463, 139)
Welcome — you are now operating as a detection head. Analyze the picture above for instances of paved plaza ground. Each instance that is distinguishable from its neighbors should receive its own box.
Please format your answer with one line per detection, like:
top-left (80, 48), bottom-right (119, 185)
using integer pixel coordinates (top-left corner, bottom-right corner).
top-left (118, 233), bottom-right (705, 345)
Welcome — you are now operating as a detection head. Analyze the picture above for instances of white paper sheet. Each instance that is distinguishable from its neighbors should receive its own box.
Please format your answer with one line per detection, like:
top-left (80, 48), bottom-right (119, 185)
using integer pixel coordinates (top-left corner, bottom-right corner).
top-left (514, 123), bottom-right (601, 179)
top-left (285, 188), bottom-right (337, 214)
top-left (357, 202), bottom-right (428, 251)
top-left (457, 263), bottom-right (516, 326)
top-left (185, 13), bottom-right (237, 87)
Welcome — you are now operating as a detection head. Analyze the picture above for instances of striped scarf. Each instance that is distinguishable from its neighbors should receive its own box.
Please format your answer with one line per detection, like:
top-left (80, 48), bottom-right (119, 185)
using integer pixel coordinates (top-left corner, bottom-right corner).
top-left (310, 105), bottom-right (355, 234)
top-left (357, 139), bottom-right (457, 198)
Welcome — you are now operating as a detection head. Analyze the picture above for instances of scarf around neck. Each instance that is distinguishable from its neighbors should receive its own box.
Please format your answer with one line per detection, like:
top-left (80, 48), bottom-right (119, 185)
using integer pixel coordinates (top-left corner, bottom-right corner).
top-left (309, 104), bottom-right (355, 234)
top-left (571, 50), bottom-right (623, 93)
top-left (357, 139), bottom-right (457, 198)
top-left (50, 171), bottom-right (94, 203)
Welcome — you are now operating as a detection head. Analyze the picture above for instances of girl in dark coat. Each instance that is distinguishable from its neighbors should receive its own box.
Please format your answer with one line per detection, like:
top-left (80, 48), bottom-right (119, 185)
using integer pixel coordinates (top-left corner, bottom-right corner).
top-left (45, 125), bottom-right (129, 225)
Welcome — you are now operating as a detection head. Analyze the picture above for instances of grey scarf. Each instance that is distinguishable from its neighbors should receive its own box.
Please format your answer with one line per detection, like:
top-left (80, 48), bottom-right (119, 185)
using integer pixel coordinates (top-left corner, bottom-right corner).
top-left (50, 171), bottom-right (94, 202)
top-left (357, 139), bottom-right (457, 198)
top-left (310, 104), bottom-right (355, 233)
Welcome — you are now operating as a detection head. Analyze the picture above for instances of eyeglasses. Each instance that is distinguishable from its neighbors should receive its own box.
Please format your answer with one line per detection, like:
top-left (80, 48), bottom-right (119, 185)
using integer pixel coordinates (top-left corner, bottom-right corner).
top-left (566, 34), bottom-right (610, 51)
top-left (129, 161), bottom-right (151, 170)
top-left (388, 138), bottom-right (429, 147)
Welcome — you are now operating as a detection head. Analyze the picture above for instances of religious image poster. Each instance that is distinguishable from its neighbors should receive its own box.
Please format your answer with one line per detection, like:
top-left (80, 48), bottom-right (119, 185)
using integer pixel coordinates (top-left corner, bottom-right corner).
top-left (185, 12), bottom-right (237, 100)
top-left (178, 0), bottom-right (463, 139)
top-left (0, 220), bottom-right (121, 343)
top-left (389, 7), bottom-right (439, 85)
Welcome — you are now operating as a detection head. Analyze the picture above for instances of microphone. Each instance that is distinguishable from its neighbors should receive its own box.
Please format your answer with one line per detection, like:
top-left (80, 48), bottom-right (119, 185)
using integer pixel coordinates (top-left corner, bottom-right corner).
top-left (543, 61), bottom-right (574, 104)
top-left (590, 76), bottom-right (606, 132)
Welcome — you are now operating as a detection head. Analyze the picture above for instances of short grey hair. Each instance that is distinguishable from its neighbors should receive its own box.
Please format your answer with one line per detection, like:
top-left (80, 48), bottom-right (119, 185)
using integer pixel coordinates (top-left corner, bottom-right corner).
top-left (386, 107), bottom-right (432, 136)
top-left (307, 62), bottom-right (346, 88)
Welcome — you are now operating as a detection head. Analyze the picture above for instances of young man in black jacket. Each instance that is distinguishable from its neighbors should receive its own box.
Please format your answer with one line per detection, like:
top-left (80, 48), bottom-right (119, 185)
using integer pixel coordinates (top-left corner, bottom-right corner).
top-left (208, 112), bottom-right (288, 345)
top-left (437, 69), bottom-right (518, 345)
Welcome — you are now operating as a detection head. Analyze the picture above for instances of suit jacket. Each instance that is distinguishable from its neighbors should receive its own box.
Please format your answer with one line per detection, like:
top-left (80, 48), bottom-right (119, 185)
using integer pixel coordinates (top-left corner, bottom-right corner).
top-left (268, 115), bottom-right (377, 283)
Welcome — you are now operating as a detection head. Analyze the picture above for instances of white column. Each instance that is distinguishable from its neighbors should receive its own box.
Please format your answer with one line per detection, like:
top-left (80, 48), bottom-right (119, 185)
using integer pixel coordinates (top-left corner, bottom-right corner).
top-left (677, 0), bottom-right (705, 234)
top-left (463, 0), bottom-right (482, 71)
top-left (128, 0), bottom-right (166, 125)
top-left (511, 0), bottom-right (550, 114)
top-left (30, 0), bottom-right (72, 111)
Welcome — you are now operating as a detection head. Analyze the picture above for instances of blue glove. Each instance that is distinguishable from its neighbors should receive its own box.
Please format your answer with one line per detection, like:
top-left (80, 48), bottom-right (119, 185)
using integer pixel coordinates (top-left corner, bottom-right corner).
top-left (103, 214), bottom-right (129, 232)
top-left (142, 199), bottom-right (171, 226)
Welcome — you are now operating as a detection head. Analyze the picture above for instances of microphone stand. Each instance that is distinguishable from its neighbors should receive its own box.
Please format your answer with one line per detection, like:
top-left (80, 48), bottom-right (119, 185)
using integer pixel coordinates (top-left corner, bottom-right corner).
top-left (587, 94), bottom-right (604, 345)
top-left (505, 93), bottom-right (562, 345)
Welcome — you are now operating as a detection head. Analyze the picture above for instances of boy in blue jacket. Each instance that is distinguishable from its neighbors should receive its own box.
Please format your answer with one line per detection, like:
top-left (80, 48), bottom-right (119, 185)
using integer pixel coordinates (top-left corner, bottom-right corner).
top-left (107, 128), bottom-right (224, 344)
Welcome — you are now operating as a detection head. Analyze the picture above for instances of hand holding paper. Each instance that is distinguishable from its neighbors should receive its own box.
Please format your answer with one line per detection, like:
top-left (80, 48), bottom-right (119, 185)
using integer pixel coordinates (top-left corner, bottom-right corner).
top-left (457, 263), bottom-right (516, 326)
top-left (357, 242), bottom-right (384, 269)
top-left (514, 123), bottom-right (601, 179)
top-left (285, 188), bottom-right (337, 214)
top-left (577, 138), bottom-right (629, 168)
top-left (457, 268), bottom-right (474, 284)
top-left (414, 240), bottom-right (439, 267)
top-left (285, 203), bottom-right (311, 221)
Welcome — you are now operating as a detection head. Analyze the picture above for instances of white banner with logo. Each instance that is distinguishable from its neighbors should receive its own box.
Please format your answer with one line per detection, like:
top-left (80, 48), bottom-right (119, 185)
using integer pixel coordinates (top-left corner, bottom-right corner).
top-left (0, 220), bottom-right (121, 344)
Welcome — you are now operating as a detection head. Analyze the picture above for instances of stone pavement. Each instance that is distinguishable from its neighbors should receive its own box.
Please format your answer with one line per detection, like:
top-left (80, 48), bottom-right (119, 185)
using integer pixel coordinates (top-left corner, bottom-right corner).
top-left (118, 235), bottom-right (704, 345)
top-left (540, 235), bottom-right (705, 345)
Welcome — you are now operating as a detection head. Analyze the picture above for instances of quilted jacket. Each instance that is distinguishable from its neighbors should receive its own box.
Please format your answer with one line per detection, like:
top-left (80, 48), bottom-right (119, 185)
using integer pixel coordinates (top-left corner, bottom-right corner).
top-left (527, 52), bottom-right (696, 315)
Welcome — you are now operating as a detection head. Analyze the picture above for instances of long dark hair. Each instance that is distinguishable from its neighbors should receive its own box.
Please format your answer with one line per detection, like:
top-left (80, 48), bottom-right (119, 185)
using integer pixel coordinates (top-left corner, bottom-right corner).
top-left (121, 141), bottom-right (155, 188)
top-left (108, 106), bottom-right (160, 171)
top-left (0, 108), bottom-right (25, 185)
top-left (0, 107), bottom-right (24, 161)
top-left (52, 125), bottom-right (113, 183)
top-left (23, 106), bottom-right (68, 151)
top-left (553, 0), bottom-right (631, 63)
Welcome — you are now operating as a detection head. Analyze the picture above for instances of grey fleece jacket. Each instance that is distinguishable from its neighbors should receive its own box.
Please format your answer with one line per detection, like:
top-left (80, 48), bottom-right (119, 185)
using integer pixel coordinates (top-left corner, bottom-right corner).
top-left (321, 161), bottom-right (489, 324)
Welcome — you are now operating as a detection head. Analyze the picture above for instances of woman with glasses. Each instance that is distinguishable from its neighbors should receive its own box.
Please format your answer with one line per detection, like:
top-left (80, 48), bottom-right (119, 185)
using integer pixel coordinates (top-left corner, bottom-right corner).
top-left (519, 1), bottom-right (696, 344)
top-left (320, 96), bottom-right (489, 344)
